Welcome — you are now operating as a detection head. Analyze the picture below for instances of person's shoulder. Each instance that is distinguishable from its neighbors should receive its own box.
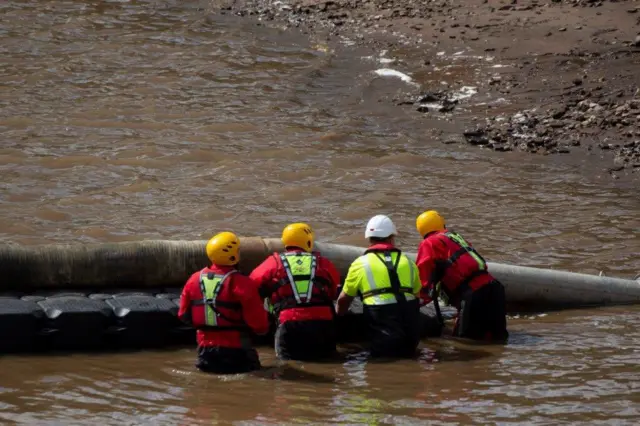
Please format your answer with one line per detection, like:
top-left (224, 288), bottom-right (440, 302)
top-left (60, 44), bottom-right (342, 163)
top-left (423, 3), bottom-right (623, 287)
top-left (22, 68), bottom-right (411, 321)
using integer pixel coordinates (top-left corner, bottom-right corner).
top-left (259, 253), bottom-right (280, 267)
top-left (346, 254), bottom-right (367, 270)
top-left (423, 232), bottom-right (447, 246)
top-left (186, 268), bottom-right (205, 283)
top-left (231, 271), bottom-right (255, 285)
top-left (229, 272), bottom-right (259, 295)
top-left (315, 252), bottom-right (337, 264)
top-left (352, 252), bottom-right (368, 261)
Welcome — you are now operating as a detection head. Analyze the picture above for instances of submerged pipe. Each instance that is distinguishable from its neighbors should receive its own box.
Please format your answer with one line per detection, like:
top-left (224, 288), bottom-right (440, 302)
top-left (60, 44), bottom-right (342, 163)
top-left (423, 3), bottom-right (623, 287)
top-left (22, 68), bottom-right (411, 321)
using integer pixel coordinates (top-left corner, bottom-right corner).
top-left (0, 238), bottom-right (279, 291)
top-left (315, 242), bottom-right (640, 311)
top-left (1, 238), bottom-right (639, 312)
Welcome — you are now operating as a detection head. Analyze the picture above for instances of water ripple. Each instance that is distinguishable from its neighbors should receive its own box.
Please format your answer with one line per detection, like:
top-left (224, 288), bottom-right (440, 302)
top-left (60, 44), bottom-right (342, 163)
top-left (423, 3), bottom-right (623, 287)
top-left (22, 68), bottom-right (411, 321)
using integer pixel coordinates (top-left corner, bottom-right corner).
top-left (0, 1), bottom-right (639, 422)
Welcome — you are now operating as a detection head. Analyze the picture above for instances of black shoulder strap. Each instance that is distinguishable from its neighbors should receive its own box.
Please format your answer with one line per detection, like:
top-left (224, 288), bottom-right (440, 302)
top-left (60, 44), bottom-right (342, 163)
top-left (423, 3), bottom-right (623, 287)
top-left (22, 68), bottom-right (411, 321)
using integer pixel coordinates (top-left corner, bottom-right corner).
top-left (364, 247), bottom-right (401, 255)
top-left (371, 250), bottom-right (407, 305)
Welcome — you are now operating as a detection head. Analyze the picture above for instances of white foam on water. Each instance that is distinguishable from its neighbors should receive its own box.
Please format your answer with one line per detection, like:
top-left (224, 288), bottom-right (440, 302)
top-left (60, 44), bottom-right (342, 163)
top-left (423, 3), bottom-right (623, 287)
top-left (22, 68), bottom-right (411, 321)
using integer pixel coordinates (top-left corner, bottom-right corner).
top-left (378, 50), bottom-right (396, 64)
top-left (416, 85), bottom-right (480, 112)
top-left (450, 86), bottom-right (478, 101)
top-left (473, 97), bottom-right (509, 107)
top-left (373, 68), bottom-right (418, 86)
top-left (362, 50), bottom-right (396, 65)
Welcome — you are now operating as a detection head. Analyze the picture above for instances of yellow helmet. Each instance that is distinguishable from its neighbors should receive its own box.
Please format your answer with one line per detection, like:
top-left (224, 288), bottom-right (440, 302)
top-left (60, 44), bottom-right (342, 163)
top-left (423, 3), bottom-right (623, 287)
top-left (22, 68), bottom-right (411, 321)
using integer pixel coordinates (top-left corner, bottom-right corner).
top-left (281, 223), bottom-right (314, 252)
top-left (205, 231), bottom-right (240, 266)
top-left (416, 210), bottom-right (446, 237)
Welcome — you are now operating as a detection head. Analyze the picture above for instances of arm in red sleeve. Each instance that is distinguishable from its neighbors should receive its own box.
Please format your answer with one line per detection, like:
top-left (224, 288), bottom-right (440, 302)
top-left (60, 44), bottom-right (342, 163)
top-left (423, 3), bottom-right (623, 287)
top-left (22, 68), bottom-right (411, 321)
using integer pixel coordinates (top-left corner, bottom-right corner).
top-left (321, 258), bottom-right (341, 300)
top-left (416, 239), bottom-right (439, 303)
top-left (178, 273), bottom-right (198, 325)
top-left (249, 255), bottom-right (279, 299)
top-left (234, 275), bottom-right (270, 336)
top-left (416, 240), bottom-right (437, 287)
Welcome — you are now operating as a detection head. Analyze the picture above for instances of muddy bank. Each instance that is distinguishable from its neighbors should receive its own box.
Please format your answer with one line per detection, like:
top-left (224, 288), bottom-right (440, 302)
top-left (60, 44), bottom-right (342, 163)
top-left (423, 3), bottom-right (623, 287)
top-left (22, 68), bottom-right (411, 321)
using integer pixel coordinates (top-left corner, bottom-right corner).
top-left (217, 0), bottom-right (640, 177)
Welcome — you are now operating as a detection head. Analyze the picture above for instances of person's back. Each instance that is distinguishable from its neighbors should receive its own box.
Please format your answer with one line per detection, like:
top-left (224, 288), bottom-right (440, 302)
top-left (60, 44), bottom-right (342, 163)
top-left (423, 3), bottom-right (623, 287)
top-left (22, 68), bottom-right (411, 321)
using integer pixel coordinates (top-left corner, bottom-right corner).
top-left (178, 232), bottom-right (269, 373)
top-left (251, 223), bottom-right (340, 360)
top-left (336, 215), bottom-right (422, 358)
top-left (415, 210), bottom-right (508, 342)
top-left (422, 230), bottom-right (494, 300)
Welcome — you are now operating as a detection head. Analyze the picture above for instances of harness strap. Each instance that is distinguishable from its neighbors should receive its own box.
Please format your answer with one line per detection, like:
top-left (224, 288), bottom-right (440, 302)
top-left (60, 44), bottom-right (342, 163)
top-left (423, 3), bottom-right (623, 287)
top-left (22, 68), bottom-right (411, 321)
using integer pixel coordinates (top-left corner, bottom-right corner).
top-left (363, 247), bottom-right (401, 255)
top-left (428, 282), bottom-right (445, 326)
top-left (446, 246), bottom-right (485, 268)
top-left (271, 274), bottom-right (334, 314)
top-left (361, 287), bottom-right (414, 298)
top-left (441, 232), bottom-right (487, 271)
top-left (280, 252), bottom-right (318, 303)
top-left (432, 231), bottom-right (489, 302)
top-left (273, 274), bottom-right (333, 291)
top-left (191, 300), bottom-right (241, 309)
top-left (450, 269), bottom-right (490, 302)
top-left (199, 270), bottom-right (236, 305)
top-left (197, 269), bottom-right (246, 327)
top-left (367, 250), bottom-right (409, 304)
top-left (447, 247), bottom-right (471, 266)
top-left (272, 299), bottom-right (334, 313)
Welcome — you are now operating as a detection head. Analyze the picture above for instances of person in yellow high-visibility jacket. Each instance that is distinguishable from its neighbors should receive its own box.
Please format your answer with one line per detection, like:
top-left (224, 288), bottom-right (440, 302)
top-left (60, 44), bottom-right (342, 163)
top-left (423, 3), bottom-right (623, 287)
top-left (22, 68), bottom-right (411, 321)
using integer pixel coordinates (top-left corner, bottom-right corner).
top-left (336, 215), bottom-right (422, 358)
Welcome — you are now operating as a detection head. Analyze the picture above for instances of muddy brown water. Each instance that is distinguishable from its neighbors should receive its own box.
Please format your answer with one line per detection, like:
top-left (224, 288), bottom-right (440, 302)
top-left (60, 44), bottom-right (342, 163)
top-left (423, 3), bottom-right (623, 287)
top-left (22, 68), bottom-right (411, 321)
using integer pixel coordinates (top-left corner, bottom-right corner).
top-left (1, 1), bottom-right (639, 424)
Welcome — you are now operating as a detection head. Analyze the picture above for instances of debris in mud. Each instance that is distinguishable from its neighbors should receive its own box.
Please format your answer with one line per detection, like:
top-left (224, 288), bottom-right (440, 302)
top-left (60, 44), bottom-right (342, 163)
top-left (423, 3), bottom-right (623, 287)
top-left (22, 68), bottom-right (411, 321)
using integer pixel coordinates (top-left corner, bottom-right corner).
top-left (220, 0), bottom-right (637, 41)
top-left (215, 0), bottom-right (640, 178)
top-left (462, 97), bottom-right (640, 169)
top-left (396, 87), bottom-right (479, 114)
top-left (462, 129), bottom-right (489, 146)
top-left (414, 91), bottom-right (459, 113)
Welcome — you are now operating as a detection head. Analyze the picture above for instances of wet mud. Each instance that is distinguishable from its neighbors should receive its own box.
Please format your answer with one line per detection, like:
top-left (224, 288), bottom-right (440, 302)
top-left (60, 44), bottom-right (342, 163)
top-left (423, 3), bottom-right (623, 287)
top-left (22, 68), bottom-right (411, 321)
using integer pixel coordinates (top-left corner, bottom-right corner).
top-left (217, 0), bottom-right (640, 177)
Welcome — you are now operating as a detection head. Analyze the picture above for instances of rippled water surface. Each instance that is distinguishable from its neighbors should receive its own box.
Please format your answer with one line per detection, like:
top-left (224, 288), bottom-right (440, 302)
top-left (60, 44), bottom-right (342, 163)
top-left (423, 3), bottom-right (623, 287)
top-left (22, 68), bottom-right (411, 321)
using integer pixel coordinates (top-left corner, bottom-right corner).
top-left (1, 0), bottom-right (639, 424)
top-left (1, 307), bottom-right (639, 425)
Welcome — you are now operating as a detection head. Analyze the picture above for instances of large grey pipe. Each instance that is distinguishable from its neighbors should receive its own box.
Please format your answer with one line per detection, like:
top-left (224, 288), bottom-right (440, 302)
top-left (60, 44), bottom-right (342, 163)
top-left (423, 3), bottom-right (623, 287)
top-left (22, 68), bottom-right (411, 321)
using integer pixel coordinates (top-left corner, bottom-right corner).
top-left (316, 242), bottom-right (640, 312)
top-left (1, 238), bottom-right (638, 312)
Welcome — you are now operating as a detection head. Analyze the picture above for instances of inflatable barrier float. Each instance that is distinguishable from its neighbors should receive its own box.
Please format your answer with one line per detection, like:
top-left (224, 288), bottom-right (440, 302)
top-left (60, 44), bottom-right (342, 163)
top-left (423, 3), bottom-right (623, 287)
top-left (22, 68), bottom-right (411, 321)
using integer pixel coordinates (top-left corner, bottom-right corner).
top-left (1, 238), bottom-right (638, 354)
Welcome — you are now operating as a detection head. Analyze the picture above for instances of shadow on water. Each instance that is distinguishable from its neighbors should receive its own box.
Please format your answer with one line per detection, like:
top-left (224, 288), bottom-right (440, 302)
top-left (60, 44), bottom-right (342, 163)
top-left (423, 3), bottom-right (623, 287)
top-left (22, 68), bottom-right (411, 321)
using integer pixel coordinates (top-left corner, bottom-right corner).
top-left (254, 364), bottom-right (337, 384)
top-left (267, 340), bottom-right (495, 366)
top-left (503, 331), bottom-right (547, 346)
top-left (195, 338), bottom-right (502, 385)
top-left (246, 346), bottom-right (496, 384)
top-left (429, 330), bottom-right (547, 349)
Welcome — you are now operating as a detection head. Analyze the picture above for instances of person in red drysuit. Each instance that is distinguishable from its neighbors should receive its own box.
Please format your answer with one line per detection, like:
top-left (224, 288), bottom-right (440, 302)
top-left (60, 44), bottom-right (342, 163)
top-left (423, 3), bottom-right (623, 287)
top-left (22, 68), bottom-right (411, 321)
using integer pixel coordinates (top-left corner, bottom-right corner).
top-left (415, 210), bottom-right (508, 342)
top-left (250, 223), bottom-right (341, 360)
top-left (178, 231), bottom-right (269, 373)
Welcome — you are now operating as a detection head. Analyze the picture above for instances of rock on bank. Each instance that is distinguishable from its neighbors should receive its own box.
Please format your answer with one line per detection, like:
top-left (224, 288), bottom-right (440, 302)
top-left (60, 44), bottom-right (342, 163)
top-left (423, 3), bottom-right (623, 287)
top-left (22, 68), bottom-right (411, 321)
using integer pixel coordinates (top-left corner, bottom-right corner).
top-left (217, 0), bottom-right (640, 177)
